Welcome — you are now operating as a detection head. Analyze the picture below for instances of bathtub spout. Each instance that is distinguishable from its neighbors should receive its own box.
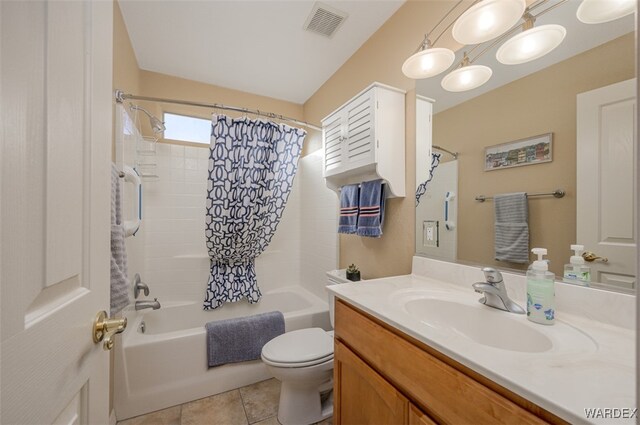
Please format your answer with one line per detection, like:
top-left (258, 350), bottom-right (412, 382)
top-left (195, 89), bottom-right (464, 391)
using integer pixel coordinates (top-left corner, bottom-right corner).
top-left (135, 298), bottom-right (161, 311)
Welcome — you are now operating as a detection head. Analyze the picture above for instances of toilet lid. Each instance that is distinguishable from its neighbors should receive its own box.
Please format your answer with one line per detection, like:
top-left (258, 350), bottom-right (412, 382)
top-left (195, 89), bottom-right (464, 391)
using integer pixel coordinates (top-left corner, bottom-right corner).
top-left (261, 328), bottom-right (334, 364)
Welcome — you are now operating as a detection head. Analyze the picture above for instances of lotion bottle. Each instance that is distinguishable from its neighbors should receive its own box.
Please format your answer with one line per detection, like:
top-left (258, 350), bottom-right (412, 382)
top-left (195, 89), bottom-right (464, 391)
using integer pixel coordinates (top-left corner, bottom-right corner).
top-left (563, 244), bottom-right (590, 286)
top-left (527, 248), bottom-right (555, 325)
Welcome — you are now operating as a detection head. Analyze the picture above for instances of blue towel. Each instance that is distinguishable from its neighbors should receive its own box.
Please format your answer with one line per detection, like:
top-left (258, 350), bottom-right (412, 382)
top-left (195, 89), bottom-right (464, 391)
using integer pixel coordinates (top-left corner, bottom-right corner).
top-left (338, 184), bottom-right (359, 234)
top-left (357, 180), bottom-right (385, 238)
top-left (206, 311), bottom-right (284, 367)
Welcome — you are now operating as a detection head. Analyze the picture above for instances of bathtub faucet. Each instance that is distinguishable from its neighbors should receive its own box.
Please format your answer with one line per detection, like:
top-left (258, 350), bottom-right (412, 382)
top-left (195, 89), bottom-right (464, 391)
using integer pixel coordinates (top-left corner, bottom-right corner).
top-left (135, 298), bottom-right (161, 311)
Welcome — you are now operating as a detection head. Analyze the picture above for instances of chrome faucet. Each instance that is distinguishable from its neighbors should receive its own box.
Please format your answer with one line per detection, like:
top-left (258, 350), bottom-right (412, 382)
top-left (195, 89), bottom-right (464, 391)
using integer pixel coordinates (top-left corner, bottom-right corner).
top-left (135, 298), bottom-right (161, 311)
top-left (472, 267), bottom-right (525, 314)
top-left (133, 273), bottom-right (150, 299)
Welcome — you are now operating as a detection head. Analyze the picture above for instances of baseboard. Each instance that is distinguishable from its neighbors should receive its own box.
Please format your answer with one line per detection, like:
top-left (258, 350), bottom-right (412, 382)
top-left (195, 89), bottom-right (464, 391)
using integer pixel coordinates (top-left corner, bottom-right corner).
top-left (110, 409), bottom-right (117, 425)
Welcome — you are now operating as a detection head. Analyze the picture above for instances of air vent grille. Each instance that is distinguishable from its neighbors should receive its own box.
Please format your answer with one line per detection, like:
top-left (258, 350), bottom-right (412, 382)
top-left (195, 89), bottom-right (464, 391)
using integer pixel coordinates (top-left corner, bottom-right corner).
top-left (304, 2), bottom-right (348, 38)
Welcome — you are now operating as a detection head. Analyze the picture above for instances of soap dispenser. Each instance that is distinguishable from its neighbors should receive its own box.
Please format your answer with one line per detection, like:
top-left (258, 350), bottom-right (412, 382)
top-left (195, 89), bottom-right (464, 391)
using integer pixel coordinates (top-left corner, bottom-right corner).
top-left (527, 248), bottom-right (555, 325)
top-left (563, 244), bottom-right (590, 286)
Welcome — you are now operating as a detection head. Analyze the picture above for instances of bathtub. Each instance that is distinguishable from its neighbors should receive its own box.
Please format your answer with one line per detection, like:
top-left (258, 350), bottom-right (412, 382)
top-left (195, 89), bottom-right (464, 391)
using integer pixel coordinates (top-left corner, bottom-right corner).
top-left (114, 286), bottom-right (331, 420)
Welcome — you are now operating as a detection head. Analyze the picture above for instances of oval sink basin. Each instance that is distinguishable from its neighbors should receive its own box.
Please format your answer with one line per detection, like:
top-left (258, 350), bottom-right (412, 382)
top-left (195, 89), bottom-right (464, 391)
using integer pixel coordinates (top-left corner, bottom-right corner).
top-left (404, 298), bottom-right (553, 353)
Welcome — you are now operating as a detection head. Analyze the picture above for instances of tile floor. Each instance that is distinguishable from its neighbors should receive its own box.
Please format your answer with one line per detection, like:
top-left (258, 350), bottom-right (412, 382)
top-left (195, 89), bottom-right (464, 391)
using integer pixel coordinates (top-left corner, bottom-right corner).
top-left (117, 378), bottom-right (332, 425)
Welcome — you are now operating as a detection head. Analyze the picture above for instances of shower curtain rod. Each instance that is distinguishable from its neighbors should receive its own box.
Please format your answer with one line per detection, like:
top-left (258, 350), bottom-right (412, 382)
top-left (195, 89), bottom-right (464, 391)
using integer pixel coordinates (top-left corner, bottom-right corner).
top-left (432, 145), bottom-right (459, 159)
top-left (114, 89), bottom-right (322, 131)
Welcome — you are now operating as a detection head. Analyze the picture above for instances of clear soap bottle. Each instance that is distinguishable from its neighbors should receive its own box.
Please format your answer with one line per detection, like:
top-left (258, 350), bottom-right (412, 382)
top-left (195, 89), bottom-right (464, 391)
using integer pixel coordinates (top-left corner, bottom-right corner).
top-left (527, 248), bottom-right (555, 325)
top-left (563, 244), bottom-right (590, 286)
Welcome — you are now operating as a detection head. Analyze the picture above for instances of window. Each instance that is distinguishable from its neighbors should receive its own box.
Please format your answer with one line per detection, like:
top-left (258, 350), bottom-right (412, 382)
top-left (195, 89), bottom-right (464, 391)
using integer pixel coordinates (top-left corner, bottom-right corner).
top-left (163, 112), bottom-right (210, 144)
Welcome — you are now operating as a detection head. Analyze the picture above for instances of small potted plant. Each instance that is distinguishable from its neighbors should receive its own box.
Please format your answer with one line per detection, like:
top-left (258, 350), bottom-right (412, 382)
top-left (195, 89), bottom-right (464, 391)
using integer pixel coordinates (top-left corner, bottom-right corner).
top-left (346, 264), bottom-right (361, 282)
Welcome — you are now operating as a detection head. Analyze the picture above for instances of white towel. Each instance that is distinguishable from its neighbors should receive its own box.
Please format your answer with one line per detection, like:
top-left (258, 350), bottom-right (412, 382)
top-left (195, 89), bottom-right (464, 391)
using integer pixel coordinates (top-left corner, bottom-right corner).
top-left (494, 192), bottom-right (529, 264)
top-left (111, 164), bottom-right (130, 314)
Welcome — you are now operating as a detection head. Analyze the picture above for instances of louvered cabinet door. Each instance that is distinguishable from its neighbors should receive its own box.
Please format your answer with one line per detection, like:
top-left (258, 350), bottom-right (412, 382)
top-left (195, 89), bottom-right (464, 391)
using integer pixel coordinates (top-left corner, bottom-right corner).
top-left (323, 112), bottom-right (345, 177)
top-left (344, 90), bottom-right (376, 170)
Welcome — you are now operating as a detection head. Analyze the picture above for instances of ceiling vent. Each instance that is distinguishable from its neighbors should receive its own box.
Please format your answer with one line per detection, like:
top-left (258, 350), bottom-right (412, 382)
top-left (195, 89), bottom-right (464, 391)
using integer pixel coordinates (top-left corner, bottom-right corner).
top-left (304, 2), bottom-right (348, 38)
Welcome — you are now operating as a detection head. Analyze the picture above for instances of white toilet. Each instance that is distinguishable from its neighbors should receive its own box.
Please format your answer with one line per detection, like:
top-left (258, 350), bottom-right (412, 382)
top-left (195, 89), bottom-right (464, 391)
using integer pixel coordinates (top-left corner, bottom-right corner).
top-left (261, 271), bottom-right (349, 425)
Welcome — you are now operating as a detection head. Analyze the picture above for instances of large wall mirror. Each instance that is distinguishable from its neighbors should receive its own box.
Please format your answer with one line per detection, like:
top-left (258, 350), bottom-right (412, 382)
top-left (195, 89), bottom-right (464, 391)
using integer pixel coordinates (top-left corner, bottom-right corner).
top-left (415, 0), bottom-right (636, 294)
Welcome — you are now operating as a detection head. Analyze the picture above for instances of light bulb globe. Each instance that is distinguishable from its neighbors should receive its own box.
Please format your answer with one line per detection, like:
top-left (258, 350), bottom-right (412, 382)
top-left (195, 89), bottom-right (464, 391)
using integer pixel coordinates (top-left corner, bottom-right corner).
top-left (496, 24), bottom-right (566, 65)
top-left (441, 65), bottom-right (493, 92)
top-left (402, 48), bottom-right (455, 79)
top-left (453, 0), bottom-right (526, 45)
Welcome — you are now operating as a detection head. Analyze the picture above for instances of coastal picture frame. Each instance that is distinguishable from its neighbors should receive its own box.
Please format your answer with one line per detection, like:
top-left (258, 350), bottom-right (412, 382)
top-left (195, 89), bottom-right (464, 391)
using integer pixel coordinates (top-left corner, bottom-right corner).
top-left (484, 133), bottom-right (553, 171)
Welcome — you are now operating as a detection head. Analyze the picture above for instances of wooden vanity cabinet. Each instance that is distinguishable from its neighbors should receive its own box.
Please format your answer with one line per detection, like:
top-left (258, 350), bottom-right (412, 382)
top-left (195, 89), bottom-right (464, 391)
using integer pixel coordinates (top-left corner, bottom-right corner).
top-left (333, 299), bottom-right (568, 425)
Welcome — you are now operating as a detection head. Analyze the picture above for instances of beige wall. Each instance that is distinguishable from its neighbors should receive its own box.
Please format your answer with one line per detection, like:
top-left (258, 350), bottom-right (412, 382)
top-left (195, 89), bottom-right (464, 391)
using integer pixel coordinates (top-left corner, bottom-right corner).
top-left (113, 1), bottom-right (141, 155)
top-left (302, 1), bottom-right (477, 279)
top-left (432, 33), bottom-right (635, 277)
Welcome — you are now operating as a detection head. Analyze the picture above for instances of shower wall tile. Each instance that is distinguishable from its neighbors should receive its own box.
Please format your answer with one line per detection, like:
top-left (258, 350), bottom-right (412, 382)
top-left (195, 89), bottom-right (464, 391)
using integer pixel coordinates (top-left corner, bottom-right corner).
top-left (298, 151), bottom-right (338, 301)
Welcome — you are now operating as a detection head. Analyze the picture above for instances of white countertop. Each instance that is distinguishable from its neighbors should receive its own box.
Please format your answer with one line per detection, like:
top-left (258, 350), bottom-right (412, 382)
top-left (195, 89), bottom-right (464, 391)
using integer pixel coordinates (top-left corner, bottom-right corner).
top-left (328, 272), bottom-right (635, 424)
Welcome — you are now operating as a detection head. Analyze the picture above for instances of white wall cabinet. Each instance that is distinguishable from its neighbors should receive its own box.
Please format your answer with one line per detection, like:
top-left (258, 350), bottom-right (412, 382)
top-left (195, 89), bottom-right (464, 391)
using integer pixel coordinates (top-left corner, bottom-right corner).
top-left (322, 82), bottom-right (406, 198)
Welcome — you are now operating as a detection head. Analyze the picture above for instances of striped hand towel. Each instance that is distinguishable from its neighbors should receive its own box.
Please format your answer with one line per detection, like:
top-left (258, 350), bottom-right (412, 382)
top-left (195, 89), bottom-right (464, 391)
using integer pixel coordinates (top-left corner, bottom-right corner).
top-left (338, 184), bottom-right (360, 234)
top-left (357, 179), bottom-right (385, 238)
top-left (494, 192), bottom-right (529, 264)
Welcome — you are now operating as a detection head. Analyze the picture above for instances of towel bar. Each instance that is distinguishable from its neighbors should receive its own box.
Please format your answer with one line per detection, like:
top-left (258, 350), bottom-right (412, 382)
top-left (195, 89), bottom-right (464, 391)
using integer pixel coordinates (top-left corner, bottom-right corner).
top-left (475, 189), bottom-right (565, 202)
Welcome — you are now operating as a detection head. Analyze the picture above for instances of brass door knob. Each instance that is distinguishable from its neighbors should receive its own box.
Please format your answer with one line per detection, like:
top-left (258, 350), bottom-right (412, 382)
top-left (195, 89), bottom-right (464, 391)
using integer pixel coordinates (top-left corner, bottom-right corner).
top-left (93, 311), bottom-right (127, 350)
top-left (582, 252), bottom-right (609, 263)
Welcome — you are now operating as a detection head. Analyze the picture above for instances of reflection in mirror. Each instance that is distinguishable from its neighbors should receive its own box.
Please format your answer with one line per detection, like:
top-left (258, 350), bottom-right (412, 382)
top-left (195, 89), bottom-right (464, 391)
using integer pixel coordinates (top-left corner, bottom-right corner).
top-left (415, 0), bottom-right (636, 294)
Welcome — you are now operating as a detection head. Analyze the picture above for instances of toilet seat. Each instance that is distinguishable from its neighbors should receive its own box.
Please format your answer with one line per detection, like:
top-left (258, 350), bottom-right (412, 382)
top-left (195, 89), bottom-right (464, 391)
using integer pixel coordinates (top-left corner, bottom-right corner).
top-left (262, 328), bottom-right (334, 368)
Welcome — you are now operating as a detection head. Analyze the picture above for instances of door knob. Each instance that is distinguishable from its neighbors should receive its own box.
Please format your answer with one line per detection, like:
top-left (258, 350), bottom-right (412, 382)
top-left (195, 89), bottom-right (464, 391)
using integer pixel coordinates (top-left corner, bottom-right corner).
top-left (93, 311), bottom-right (127, 351)
top-left (582, 251), bottom-right (609, 263)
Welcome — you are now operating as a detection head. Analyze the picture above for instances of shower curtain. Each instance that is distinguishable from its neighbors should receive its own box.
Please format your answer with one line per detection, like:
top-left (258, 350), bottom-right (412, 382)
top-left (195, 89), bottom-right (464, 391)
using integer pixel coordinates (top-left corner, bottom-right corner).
top-left (204, 115), bottom-right (305, 310)
top-left (415, 152), bottom-right (442, 205)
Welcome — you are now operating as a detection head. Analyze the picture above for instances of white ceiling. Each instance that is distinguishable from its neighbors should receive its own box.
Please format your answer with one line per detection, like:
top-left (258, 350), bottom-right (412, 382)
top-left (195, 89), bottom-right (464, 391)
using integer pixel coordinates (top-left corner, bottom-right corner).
top-left (119, 0), bottom-right (405, 104)
top-left (416, 0), bottom-right (635, 114)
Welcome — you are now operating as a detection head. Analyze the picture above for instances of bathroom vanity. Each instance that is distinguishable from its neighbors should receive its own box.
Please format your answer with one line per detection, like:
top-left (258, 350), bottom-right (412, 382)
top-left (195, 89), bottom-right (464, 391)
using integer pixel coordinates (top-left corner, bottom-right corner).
top-left (329, 257), bottom-right (635, 425)
top-left (334, 299), bottom-right (560, 424)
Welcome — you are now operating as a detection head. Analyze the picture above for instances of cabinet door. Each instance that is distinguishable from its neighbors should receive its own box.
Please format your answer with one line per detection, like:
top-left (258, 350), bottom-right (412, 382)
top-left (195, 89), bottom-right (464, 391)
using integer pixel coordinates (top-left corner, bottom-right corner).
top-left (323, 112), bottom-right (344, 176)
top-left (334, 340), bottom-right (408, 425)
top-left (409, 404), bottom-right (437, 425)
top-left (344, 89), bottom-right (375, 169)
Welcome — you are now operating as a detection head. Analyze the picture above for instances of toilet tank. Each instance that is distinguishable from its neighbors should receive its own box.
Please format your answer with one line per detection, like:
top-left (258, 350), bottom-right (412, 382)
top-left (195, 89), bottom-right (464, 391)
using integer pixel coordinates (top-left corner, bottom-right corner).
top-left (326, 269), bottom-right (351, 328)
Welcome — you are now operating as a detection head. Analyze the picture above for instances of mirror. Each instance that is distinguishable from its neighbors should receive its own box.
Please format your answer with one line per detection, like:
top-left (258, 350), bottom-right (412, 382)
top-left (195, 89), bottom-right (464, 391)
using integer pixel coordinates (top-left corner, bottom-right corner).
top-left (415, 0), bottom-right (636, 294)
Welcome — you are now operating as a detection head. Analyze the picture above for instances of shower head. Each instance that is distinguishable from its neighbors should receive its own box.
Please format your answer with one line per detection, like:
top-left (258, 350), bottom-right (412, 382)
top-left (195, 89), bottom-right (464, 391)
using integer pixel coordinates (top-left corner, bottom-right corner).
top-left (130, 104), bottom-right (166, 134)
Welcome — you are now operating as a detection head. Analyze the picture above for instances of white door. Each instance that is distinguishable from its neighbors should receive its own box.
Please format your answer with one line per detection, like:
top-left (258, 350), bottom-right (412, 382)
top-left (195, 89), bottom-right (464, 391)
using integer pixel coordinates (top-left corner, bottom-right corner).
top-left (1, 1), bottom-right (113, 423)
top-left (577, 78), bottom-right (637, 293)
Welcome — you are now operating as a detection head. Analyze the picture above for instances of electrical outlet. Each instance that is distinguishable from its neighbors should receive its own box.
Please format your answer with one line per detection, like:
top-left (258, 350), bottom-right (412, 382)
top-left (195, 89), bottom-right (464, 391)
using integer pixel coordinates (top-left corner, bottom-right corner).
top-left (423, 220), bottom-right (439, 248)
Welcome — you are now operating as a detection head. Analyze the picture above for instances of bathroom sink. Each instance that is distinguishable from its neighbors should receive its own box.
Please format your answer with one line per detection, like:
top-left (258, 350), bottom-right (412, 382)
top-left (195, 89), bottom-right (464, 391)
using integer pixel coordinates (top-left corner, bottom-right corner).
top-left (403, 298), bottom-right (554, 353)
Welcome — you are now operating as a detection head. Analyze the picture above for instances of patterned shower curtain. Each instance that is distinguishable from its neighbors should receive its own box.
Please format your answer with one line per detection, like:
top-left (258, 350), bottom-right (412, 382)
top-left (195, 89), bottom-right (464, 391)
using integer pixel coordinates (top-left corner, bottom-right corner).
top-left (204, 115), bottom-right (305, 310)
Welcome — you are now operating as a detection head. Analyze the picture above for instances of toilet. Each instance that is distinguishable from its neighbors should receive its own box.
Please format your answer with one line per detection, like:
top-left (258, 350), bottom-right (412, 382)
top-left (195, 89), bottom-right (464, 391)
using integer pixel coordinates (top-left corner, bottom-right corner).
top-left (261, 271), bottom-right (349, 425)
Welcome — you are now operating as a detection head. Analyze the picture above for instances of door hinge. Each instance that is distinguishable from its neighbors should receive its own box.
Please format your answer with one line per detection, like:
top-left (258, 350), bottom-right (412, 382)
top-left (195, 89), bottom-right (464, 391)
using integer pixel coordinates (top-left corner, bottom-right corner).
top-left (377, 139), bottom-right (379, 148)
top-left (376, 101), bottom-right (379, 109)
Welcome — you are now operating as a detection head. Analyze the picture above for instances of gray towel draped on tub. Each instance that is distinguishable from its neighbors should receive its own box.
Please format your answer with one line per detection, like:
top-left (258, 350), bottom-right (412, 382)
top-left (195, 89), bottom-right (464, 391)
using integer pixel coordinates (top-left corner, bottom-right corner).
top-left (206, 311), bottom-right (285, 367)
top-left (110, 164), bottom-right (130, 314)
top-left (494, 192), bottom-right (529, 264)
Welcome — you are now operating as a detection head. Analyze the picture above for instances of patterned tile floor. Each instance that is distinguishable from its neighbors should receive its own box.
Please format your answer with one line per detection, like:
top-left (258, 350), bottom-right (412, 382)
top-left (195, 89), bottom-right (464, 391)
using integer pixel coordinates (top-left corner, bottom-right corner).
top-left (117, 378), bottom-right (332, 425)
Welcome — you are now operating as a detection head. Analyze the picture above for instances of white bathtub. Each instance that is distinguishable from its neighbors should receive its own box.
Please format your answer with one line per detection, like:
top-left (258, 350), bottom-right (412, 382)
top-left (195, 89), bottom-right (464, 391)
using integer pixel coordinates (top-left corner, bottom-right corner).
top-left (114, 286), bottom-right (331, 420)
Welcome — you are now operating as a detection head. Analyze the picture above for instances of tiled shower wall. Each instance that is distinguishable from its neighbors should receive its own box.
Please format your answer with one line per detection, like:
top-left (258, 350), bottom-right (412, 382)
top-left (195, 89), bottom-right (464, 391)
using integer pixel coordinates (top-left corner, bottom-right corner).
top-left (134, 142), bottom-right (337, 306)
top-left (298, 151), bottom-right (339, 300)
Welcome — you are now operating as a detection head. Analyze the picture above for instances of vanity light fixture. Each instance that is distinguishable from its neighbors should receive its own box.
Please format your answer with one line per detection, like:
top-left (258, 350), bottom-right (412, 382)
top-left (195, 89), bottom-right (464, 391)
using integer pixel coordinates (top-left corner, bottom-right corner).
top-left (576, 0), bottom-right (636, 24)
top-left (402, 37), bottom-right (455, 79)
top-left (496, 14), bottom-right (566, 65)
top-left (441, 53), bottom-right (493, 92)
top-left (452, 0), bottom-right (526, 45)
